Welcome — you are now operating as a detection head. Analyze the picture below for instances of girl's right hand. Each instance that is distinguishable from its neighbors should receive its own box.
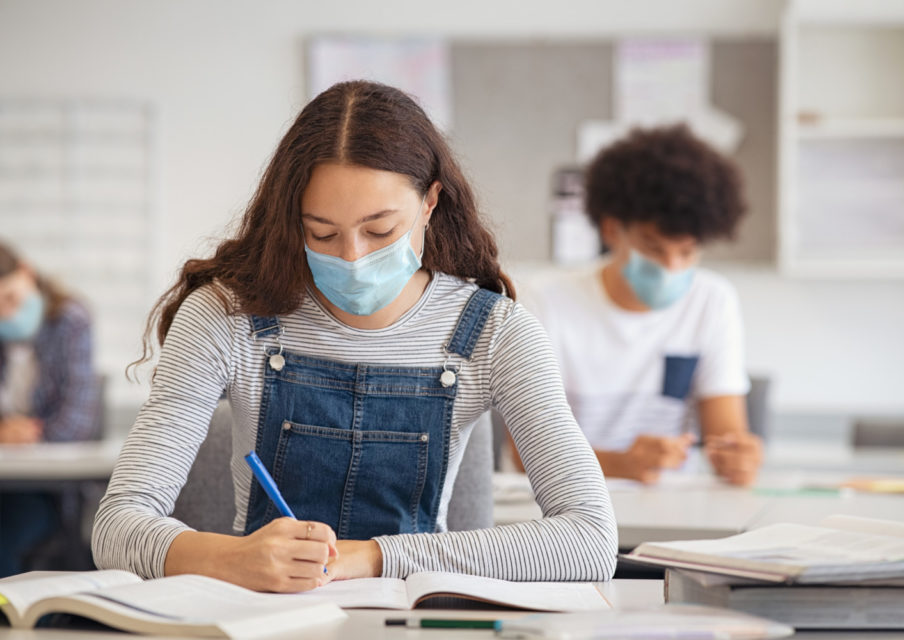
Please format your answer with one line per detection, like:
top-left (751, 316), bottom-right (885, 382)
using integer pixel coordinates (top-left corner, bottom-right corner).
top-left (226, 518), bottom-right (339, 592)
top-left (165, 519), bottom-right (338, 593)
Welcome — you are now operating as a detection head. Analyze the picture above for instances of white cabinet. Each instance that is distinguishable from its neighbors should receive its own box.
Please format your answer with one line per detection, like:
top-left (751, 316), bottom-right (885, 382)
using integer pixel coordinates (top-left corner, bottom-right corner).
top-left (778, 0), bottom-right (904, 277)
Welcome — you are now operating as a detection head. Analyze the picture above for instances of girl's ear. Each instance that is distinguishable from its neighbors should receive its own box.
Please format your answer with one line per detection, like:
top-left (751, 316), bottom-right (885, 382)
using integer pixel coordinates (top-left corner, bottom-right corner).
top-left (600, 217), bottom-right (620, 249)
top-left (425, 181), bottom-right (443, 221)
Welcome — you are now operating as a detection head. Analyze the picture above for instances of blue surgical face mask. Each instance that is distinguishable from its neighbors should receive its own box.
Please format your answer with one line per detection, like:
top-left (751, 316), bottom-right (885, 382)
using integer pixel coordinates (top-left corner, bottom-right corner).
top-left (304, 197), bottom-right (427, 316)
top-left (621, 249), bottom-right (695, 310)
top-left (0, 291), bottom-right (45, 342)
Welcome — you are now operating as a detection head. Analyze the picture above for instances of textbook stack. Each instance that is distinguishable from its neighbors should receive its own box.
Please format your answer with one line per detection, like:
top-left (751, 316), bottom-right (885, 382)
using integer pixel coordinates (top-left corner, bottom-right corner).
top-left (624, 515), bottom-right (904, 629)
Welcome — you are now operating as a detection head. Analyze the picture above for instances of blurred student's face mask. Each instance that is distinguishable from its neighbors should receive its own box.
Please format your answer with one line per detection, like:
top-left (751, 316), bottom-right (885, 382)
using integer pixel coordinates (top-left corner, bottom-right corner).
top-left (304, 195), bottom-right (427, 316)
top-left (0, 291), bottom-right (45, 342)
top-left (621, 249), bottom-right (695, 310)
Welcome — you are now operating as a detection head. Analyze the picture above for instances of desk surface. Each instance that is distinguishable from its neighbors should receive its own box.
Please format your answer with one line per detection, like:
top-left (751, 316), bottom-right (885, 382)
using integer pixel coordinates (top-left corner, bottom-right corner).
top-left (0, 440), bottom-right (123, 482)
top-left (1, 579), bottom-right (901, 639)
top-left (494, 447), bottom-right (904, 548)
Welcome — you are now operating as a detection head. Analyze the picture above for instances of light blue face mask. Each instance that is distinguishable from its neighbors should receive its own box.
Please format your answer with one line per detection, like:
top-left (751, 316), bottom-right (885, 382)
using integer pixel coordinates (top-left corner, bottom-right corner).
top-left (621, 249), bottom-right (695, 310)
top-left (0, 291), bottom-right (45, 342)
top-left (304, 198), bottom-right (427, 316)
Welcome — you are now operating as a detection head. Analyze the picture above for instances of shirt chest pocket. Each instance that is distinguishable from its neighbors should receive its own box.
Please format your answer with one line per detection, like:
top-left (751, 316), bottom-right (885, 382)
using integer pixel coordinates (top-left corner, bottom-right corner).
top-left (662, 355), bottom-right (700, 400)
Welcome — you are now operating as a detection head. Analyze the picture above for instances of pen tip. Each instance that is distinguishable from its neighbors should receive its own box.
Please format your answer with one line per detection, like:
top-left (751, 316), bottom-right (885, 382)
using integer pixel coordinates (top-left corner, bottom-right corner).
top-left (385, 619), bottom-right (406, 626)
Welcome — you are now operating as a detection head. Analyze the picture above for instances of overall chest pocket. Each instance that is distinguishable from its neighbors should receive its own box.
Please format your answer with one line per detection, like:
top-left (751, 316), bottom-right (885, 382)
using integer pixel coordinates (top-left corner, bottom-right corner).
top-left (662, 355), bottom-right (700, 400)
top-left (270, 420), bottom-right (430, 539)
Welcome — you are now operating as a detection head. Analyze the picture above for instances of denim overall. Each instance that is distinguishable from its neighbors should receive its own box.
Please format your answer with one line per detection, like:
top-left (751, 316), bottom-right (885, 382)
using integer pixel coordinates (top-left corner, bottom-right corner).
top-left (243, 288), bottom-right (501, 540)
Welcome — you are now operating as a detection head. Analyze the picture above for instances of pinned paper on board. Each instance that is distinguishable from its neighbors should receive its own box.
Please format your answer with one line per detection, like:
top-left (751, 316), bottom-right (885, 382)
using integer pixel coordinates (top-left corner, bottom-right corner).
top-left (578, 38), bottom-right (744, 163)
top-left (307, 36), bottom-right (452, 131)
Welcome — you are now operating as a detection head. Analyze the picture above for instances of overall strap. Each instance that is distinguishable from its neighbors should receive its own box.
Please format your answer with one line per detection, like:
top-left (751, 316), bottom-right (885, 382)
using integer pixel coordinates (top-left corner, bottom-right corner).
top-left (249, 315), bottom-right (282, 340)
top-left (444, 288), bottom-right (503, 359)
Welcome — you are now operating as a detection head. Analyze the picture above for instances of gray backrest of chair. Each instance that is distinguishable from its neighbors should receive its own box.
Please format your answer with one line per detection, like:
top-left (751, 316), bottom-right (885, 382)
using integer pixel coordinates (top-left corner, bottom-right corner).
top-left (447, 411), bottom-right (495, 531)
top-left (172, 401), bottom-right (237, 535)
top-left (746, 376), bottom-right (772, 441)
top-left (172, 402), bottom-right (494, 535)
top-left (852, 418), bottom-right (904, 448)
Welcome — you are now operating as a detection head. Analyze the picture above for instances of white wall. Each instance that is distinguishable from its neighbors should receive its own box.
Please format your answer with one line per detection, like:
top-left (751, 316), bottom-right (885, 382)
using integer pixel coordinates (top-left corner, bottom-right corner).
top-left (5, 0), bottom-right (902, 417)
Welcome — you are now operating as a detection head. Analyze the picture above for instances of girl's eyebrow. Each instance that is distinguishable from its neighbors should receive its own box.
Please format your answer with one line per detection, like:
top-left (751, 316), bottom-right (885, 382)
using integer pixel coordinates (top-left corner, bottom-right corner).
top-left (301, 209), bottom-right (398, 226)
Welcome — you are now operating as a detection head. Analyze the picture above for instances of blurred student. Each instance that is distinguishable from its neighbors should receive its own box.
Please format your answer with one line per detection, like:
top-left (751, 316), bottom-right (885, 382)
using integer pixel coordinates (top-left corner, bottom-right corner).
top-left (0, 241), bottom-right (99, 577)
top-left (527, 125), bottom-right (762, 486)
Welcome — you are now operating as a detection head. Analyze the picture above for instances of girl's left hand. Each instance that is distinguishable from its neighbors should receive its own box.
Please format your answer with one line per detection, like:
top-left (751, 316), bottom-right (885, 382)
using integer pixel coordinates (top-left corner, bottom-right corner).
top-left (326, 539), bottom-right (383, 580)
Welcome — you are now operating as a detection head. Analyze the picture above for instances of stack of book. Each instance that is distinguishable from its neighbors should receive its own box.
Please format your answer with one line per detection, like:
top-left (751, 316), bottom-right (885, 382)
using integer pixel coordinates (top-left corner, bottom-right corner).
top-left (623, 514), bottom-right (904, 629)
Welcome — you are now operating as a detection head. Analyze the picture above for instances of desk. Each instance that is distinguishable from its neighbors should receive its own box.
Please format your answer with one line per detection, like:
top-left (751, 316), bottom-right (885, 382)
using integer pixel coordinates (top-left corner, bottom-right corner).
top-left (494, 447), bottom-right (904, 548)
top-left (495, 476), bottom-right (772, 548)
top-left (1, 579), bottom-right (902, 639)
top-left (0, 440), bottom-right (123, 571)
top-left (0, 440), bottom-right (123, 486)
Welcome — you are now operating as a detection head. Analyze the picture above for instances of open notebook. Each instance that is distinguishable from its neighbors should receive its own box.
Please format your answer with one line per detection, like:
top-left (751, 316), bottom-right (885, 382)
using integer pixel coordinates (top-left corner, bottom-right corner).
top-left (293, 571), bottom-right (608, 611)
top-left (0, 569), bottom-right (605, 637)
top-left (623, 514), bottom-right (904, 584)
top-left (0, 571), bottom-right (344, 638)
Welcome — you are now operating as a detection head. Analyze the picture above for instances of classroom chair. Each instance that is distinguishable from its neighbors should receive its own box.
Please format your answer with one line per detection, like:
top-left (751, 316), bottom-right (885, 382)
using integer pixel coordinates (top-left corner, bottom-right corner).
top-left (172, 402), bottom-right (495, 534)
top-left (851, 417), bottom-right (904, 448)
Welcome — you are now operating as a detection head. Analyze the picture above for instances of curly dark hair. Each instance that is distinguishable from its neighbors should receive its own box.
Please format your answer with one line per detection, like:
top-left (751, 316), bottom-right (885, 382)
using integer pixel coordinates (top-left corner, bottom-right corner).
top-left (584, 124), bottom-right (746, 241)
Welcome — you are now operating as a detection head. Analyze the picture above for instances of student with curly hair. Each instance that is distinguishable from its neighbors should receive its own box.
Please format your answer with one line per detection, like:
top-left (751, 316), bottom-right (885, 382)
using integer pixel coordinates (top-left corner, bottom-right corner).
top-left (527, 125), bottom-right (762, 487)
top-left (92, 80), bottom-right (617, 592)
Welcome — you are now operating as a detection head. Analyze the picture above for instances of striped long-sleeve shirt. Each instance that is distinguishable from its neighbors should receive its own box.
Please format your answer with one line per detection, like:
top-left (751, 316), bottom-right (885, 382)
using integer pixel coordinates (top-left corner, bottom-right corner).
top-left (92, 272), bottom-right (618, 581)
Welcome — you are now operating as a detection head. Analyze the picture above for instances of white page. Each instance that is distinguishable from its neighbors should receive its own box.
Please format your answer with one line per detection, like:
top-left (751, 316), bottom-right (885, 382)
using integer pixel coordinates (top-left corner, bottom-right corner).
top-left (83, 575), bottom-right (344, 622)
top-left (0, 570), bottom-right (140, 614)
top-left (640, 523), bottom-right (904, 571)
top-left (820, 514), bottom-right (904, 539)
top-left (286, 577), bottom-right (408, 609)
top-left (404, 572), bottom-right (608, 612)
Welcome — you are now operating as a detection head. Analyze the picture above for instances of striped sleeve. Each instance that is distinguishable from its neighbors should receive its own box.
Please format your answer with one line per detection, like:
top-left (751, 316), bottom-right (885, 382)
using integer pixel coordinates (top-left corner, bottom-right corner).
top-left (91, 285), bottom-right (235, 578)
top-left (374, 303), bottom-right (618, 581)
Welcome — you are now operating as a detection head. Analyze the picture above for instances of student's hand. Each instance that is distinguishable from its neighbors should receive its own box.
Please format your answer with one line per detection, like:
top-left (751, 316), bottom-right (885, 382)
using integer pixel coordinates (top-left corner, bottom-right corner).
top-left (704, 431), bottom-right (763, 486)
top-left (326, 539), bottom-right (383, 580)
top-left (602, 433), bottom-right (696, 484)
top-left (0, 416), bottom-right (42, 444)
top-left (228, 518), bottom-right (339, 592)
top-left (167, 518), bottom-right (338, 593)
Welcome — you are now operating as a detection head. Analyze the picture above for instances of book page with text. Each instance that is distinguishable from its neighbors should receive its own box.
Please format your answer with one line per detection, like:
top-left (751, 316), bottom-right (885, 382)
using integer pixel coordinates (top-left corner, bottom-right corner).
top-left (404, 572), bottom-right (609, 612)
top-left (0, 570), bottom-right (140, 617)
top-left (289, 577), bottom-right (409, 609)
top-left (636, 523), bottom-right (904, 580)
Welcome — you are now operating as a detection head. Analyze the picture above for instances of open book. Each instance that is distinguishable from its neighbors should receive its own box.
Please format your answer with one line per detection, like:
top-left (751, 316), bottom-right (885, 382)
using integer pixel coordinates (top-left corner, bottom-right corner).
top-left (295, 571), bottom-right (609, 612)
top-left (624, 515), bottom-right (904, 584)
top-left (0, 571), bottom-right (345, 638)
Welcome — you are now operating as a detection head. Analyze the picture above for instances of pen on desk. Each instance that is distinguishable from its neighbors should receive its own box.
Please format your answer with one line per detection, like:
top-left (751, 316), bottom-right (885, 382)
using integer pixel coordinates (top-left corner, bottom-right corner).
top-left (385, 618), bottom-right (499, 629)
top-left (244, 450), bottom-right (329, 574)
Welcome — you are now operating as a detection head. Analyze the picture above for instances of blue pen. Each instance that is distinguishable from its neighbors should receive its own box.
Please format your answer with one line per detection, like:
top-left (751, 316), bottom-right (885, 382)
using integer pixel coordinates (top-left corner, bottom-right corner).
top-left (244, 450), bottom-right (296, 518)
top-left (244, 451), bottom-right (329, 574)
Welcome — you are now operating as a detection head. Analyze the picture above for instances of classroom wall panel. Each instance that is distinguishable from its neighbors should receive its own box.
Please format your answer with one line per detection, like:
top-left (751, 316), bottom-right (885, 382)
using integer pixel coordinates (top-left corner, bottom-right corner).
top-left (450, 39), bottom-right (777, 263)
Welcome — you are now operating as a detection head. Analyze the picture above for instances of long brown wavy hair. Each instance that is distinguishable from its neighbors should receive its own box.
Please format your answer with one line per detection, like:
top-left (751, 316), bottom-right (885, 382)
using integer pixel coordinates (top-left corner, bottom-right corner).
top-left (0, 241), bottom-right (72, 321)
top-left (132, 80), bottom-right (514, 374)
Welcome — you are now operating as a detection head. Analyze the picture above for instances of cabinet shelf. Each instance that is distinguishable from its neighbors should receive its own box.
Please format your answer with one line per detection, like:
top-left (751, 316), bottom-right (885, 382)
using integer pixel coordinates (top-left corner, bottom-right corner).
top-left (779, 0), bottom-right (904, 278)
top-left (796, 117), bottom-right (904, 139)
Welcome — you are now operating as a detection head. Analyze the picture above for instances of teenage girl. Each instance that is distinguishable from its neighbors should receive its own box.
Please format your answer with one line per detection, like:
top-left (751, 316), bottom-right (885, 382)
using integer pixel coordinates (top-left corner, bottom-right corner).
top-left (92, 80), bottom-right (617, 592)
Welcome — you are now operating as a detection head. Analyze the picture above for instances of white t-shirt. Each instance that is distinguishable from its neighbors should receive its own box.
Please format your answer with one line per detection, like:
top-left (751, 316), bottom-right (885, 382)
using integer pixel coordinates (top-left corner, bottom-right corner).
top-left (524, 263), bottom-right (749, 452)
